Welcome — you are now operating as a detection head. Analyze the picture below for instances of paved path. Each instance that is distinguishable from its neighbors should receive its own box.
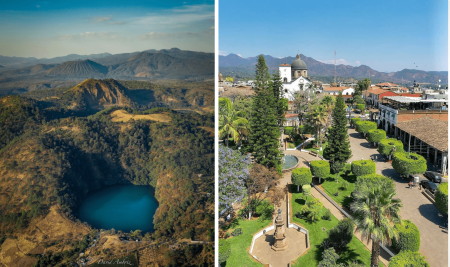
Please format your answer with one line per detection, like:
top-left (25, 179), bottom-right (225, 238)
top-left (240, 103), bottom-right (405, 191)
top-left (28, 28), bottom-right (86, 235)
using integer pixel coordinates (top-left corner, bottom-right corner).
top-left (347, 126), bottom-right (448, 267)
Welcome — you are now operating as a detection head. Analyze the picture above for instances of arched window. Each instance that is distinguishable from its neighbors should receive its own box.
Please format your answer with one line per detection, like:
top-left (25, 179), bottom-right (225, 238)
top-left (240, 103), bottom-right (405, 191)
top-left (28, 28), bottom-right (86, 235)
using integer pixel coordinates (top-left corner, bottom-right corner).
top-left (283, 77), bottom-right (287, 82)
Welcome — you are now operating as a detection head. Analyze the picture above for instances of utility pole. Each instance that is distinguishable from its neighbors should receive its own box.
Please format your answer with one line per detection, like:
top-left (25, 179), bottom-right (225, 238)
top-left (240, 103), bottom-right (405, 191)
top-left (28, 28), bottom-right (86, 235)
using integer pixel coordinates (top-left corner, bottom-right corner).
top-left (334, 50), bottom-right (337, 84)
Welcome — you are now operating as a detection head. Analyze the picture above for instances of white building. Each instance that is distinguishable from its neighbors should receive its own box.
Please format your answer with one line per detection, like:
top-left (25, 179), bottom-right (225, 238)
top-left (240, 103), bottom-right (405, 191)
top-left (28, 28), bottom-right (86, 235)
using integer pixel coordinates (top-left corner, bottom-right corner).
top-left (279, 54), bottom-right (312, 98)
top-left (322, 86), bottom-right (355, 96)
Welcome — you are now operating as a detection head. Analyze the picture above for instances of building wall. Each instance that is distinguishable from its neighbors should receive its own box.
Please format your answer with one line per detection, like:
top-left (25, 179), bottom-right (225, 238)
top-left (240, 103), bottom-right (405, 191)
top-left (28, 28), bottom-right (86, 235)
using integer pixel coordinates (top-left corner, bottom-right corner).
top-left (280, 66), bottom-right (291, 83)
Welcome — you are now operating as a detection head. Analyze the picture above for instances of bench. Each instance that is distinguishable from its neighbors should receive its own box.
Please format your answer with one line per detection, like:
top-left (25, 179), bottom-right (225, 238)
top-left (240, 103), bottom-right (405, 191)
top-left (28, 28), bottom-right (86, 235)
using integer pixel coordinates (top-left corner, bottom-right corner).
top-left (309, 150), bottom-right (318, 157)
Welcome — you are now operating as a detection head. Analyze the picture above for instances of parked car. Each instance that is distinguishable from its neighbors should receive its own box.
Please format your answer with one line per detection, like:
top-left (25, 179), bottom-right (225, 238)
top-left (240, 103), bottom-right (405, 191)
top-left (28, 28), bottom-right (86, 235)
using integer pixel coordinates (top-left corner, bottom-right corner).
top-left (420, 180), bottom-right (438, 194)
top-left (406, 174), bottom-right (425, 181)
top-left (424, 171), bottom-right (442, 183)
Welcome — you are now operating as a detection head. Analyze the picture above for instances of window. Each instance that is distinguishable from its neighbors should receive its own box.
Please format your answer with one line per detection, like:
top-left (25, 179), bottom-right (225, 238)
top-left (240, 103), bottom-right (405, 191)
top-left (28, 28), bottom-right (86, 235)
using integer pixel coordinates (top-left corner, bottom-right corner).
top-left (285, 89), bottom-right (288, 93)
top-left (283, 77), bottom-right (287, 82)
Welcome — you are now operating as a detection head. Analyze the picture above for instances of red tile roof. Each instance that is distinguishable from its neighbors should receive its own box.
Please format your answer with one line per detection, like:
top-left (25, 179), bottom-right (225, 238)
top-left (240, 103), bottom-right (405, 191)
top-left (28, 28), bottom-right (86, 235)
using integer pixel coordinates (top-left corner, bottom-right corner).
top-left (369, 88), bottom-right (390, 95)
top-left (376, 82), bottom-right (399, 87)
top-left (399, 93), bottom-right (422, 97)
top-left (279, 63), bottom-right (291, 67)
top-left (285, 114), bottom-right (298, 118)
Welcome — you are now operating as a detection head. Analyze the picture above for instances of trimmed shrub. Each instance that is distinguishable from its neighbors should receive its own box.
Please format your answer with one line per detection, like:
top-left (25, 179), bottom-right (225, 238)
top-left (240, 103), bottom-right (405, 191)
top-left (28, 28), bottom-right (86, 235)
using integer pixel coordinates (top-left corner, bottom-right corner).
top-left (219, 239), bottom-right (231, 264)
top-left (355, 121), bottom-right (377, 135)
top-left (350, 117), bottom-right (361, 127)
top-left (393, 220), bottom-right (420, 252)
top-left (355, 103), bottom-right (365, 111)
top-left (321, 209), bottom-right (331, 221)
top-left (379, 138), bottom-right (404, 156)
top-left (231, 228), bottom-right (243, 237)
top-left (435, 182), bottom-right (448, 215)
top-left (284, 126), bottom-right (295, 136)
top-left (367, 129), bottom-right (386, 143)
top-left (322, 218), bottom-right (354, 252)
top-left (388, 251), bottom-right (430, 267)
top-left (318, 248), bottom-right (344, 267)
top-left (392, 152), bottom-right (427, 176)
top-left (291, 167), bottom-right (312, 191)
top-left (351, 160), bottom-right (376, 177)
top-left (310, 160), bottom-right (330, 183)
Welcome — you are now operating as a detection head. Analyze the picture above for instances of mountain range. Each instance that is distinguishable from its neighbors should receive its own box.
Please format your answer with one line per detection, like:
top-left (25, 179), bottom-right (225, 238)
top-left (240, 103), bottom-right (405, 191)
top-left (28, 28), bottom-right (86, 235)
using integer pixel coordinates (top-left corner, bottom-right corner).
top-left (0, 48), bottom-right (214, 95)
top-left (219, 53), bottom-right (448, 84)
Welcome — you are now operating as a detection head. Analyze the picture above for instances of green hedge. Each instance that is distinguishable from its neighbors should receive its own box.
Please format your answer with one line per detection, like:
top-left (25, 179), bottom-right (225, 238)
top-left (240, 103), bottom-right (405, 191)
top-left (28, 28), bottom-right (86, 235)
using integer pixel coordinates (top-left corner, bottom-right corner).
top-left (392, 152), bottom-right (427, 176)
top-left (291, 167), bottom-right (312, 191)
top-left (393, 220), bottom-right (420, 252)
top-left (310, 160), bottom-right (330, 182)
top-left (284, 126), bottom-right (295, 136)
top-left (350, 117), bottom-right (361, 127)
top-left (355, 121), bottom-right (377, 134)
top-left (367, 129), bottom-right (386, 143)
top-left (351, 160), bottom-right (376, 177)
top-left (435, 183), bottom-right (448, 215)
top-left (388, 251), bottom-right (430, 267)
top-left (379, 138), bottom-right (404, 156)
top-left (299, 124), bottom-right (314, 134)
top-left (355, 104), bottom-right (365, 111)
top-left (219, 239), bottom-right (231, 264)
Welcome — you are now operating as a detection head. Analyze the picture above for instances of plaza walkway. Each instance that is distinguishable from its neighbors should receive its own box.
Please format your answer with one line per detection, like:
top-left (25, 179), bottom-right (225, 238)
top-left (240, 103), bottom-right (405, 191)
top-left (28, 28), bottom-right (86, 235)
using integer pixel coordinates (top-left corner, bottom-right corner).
top-left (347, 126), bottom-right (448, 267)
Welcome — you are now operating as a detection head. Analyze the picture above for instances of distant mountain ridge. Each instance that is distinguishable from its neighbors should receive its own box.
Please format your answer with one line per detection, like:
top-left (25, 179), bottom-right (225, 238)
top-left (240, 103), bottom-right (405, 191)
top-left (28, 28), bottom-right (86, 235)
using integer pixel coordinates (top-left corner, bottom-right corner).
top-left (219, 53), bottom-right (448, 84)
top-left (0, 48), bottom-right (214, 94)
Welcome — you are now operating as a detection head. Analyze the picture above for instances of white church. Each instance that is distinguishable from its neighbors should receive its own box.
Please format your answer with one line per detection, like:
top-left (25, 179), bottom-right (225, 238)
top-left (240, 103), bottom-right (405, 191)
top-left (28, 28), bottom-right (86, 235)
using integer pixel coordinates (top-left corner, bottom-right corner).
top-left (279, 53), bottom-right (313, 98)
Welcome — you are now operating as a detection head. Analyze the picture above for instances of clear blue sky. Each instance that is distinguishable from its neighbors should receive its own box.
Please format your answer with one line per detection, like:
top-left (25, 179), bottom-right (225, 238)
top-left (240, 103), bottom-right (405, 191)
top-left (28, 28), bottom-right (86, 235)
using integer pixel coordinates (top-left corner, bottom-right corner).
top-left (0, 0), bottom-right (214, 58)
top-left (219, 0), bottom-right (448, 72)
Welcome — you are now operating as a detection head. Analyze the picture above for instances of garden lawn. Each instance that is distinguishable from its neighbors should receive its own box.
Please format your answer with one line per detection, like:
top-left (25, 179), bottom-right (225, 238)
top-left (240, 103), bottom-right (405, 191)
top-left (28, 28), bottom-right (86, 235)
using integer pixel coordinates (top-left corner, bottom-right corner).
top-left (291, 192), bottom-right (375, 267)
top-left (319, 165), bottom-right (357, 209)
top-left (287, 142), bottom-right (296, 149)
top-left (305, 141), bottom-right (327, 156)
top-left (221, 218), bottom-right (271, 266)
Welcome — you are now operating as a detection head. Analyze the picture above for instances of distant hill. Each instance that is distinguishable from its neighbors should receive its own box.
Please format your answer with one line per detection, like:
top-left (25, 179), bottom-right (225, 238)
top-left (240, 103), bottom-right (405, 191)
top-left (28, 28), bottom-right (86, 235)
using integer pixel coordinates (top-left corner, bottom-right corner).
top-left (219, 54), bottom-right (448, 84)
top-left (46, 59), bottom-right (108, 78)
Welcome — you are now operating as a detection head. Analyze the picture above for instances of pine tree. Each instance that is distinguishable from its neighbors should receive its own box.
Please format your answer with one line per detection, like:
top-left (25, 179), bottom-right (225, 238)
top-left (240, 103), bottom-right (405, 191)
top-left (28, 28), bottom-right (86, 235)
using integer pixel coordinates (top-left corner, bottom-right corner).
top-left (271, 71), bottom-right (285, 127)
top-left (249, 55), bottom-right (282, 173)
top-left (327, 91), bottom-right (352, 168)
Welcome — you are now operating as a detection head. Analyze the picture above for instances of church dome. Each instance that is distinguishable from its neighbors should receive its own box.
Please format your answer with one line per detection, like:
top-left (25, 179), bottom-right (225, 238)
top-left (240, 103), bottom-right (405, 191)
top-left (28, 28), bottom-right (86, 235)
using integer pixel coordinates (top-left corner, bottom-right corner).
top-left (291, 54), bottom-right (307, 70)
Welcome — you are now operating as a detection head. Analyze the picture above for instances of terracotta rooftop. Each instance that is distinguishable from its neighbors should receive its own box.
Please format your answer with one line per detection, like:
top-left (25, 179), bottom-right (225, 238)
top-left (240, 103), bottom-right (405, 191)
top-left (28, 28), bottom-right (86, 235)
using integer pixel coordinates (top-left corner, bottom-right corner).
top-left (285, 114), bottom-right (298, 118)
top-left (279, 63), bottom-right (291, 67)
top-left (395, 116), bottom-right (448, 152)
top-left (323, 86), bottom-right (352, 91)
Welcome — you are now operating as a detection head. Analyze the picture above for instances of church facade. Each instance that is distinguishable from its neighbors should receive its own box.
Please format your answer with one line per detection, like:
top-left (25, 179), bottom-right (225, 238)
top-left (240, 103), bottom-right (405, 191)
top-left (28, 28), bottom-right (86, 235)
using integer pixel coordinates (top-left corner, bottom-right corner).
top-left (279, 53), bottom-right (312, 98)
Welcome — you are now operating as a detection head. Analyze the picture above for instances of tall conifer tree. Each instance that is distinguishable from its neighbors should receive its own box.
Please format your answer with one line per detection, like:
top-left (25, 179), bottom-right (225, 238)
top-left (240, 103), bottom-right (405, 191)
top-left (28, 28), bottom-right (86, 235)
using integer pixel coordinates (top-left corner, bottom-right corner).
top-left (249, 55), bottom-right (281, 173)
top-left (271, 71), bottom-right (285, 127)
top-left (327, 91), bottom-right (352, 167)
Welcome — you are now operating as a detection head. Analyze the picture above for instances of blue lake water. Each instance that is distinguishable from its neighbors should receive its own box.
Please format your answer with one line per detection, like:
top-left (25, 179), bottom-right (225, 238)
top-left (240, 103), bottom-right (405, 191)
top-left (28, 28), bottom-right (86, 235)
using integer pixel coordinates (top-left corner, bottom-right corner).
top-left (77, 185), bottom-right (158, 233)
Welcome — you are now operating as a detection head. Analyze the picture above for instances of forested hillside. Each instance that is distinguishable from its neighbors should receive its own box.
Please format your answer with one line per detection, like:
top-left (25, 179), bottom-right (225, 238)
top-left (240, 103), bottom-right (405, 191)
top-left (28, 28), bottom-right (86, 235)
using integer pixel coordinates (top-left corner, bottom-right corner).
top-left (0, 79), bottom-right (214, 266)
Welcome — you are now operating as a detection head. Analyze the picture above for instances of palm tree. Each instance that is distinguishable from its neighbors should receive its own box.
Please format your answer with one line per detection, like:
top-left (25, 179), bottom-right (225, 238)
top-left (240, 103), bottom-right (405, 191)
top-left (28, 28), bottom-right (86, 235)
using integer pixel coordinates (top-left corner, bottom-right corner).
top-left (306, 104), bottom-right (328, 150)
top-left (219, 97), bottom-right (249, 146)
top-left (350, 177), bottom-right (402, 267)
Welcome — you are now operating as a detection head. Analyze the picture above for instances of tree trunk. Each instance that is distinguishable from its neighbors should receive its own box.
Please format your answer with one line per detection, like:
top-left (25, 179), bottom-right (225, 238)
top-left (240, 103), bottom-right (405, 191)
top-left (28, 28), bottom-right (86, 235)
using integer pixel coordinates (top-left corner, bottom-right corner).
top-left (371, 239), bottom-right (380, 267)
top-left (297, 185), bottom-right (299, 192)
top-left (248, 211), bottom-right (252, 220)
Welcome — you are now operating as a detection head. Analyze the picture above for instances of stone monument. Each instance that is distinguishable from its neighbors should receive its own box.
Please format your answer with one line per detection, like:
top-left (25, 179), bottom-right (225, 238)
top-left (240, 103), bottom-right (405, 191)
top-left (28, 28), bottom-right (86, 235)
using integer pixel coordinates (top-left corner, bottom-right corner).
top-left (271, 208), bottom-right (288, 251)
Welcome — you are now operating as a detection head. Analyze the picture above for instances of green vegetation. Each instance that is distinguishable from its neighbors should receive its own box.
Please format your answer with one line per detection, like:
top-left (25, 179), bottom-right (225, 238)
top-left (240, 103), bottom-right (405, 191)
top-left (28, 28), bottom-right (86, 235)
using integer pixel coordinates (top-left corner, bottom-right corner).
top-left (393, 220), bottom-right (420, 252)
top-left (327, 92), bottom-right (352, 168)
top-left (291, 167), bottom-right (312, 192)
top-left (367, 129), bottom-right (386, 144)
top-left (351, 160), bottom-right (376, 177)
top-left (350, 174), bottom-right (402, 267)
top-left (318, 247), bottom-right (345, 267)
top-left (392, 152), bottom-right (427, 176)
top-left (379, 138), bottom-right (404, 158)
top-left (388, 251), bottom-right (430, 267)
top-left (310, 160), bottom-right (330, 183)
top-left (248, 55), bottom-right (282, 173)
top-left (321, 218), bottom-right (354, 252)
top-left (219, 97), bottom-right (248, 146)
top-left (435, 183), bottom-right (448, 215)
top-left (354, 121), bottom-right (377, 136)
top-left (320, 164), bottom-right (356, 207)
top-left (219, 239), bottom-right (231, 264)
top-left (350, 117), bottom-right (361, 127)
top-left (355, 104), bottom-right (365, 111)
top-left (292, 192), bottom-right (372, 267)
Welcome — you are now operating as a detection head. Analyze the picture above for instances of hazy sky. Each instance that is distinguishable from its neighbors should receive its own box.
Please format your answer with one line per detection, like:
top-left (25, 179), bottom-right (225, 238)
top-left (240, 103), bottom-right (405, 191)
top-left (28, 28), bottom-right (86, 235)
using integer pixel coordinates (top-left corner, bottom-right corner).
top-left (219, 0), bottom-right (448, 72)
top-left (0, 0), bottom-right (214, 58)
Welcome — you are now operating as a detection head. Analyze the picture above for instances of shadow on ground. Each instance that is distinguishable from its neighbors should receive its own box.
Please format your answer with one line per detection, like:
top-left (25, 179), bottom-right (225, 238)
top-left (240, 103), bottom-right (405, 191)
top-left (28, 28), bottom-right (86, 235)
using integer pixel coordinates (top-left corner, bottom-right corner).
top-left (418, 204), bottom-right (445, 226)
